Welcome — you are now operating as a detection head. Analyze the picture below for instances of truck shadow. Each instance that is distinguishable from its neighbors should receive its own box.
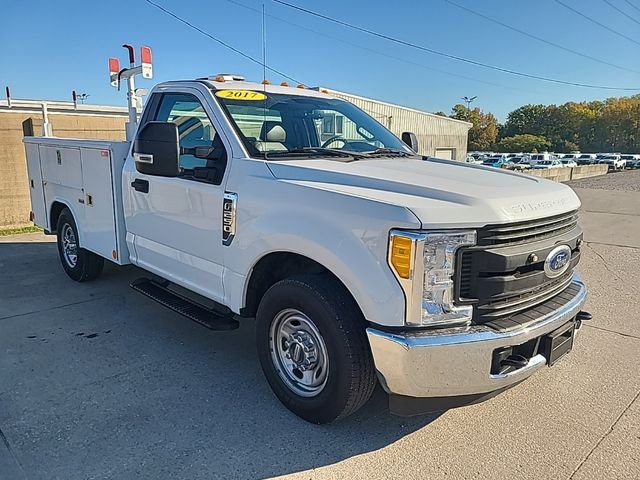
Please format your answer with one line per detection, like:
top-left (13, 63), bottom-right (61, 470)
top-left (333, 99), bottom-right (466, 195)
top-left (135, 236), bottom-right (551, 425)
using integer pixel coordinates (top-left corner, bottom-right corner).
top-left (166, 318), bottom-right (443, 479)
top-left (1, 240), bottom-right (442, 479)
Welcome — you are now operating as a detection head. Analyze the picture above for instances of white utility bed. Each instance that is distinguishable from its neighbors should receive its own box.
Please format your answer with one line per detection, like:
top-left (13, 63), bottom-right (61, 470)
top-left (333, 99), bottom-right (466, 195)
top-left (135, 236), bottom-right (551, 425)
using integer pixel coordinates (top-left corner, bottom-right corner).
top-left (24, 137), bottom-right (131, 265)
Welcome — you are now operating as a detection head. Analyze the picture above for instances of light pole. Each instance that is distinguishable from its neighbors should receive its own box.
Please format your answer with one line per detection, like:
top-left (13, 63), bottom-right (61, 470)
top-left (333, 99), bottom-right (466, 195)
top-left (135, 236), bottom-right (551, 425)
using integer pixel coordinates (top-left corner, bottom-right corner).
top-left (462, 95), bottom-right (477, 120)
top-left (77, 93), bottom-right (90, 104)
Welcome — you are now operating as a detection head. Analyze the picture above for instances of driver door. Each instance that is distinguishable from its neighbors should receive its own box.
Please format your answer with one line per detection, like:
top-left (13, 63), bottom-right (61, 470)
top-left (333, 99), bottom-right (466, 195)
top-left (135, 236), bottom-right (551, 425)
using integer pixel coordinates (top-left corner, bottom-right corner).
top-left (126, 90), bottom-right (229, 303)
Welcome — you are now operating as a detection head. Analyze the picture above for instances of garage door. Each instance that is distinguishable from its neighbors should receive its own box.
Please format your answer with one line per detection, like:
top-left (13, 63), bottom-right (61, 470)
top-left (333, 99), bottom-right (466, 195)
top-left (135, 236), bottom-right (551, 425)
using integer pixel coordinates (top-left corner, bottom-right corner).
top-left (435, 148), bottom-right (456, 160)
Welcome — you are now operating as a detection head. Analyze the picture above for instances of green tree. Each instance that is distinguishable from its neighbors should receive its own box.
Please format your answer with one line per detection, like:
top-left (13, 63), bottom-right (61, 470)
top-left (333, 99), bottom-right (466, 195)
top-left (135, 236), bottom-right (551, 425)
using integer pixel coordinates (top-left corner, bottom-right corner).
top-left (499, 97), bottom-right (640, 153)
top-left (502, 104), bottom-right (550, 138)
top-left (451, 104), bottom-right (498, 151)
top-left (497, 134), bottom-right (550, 153)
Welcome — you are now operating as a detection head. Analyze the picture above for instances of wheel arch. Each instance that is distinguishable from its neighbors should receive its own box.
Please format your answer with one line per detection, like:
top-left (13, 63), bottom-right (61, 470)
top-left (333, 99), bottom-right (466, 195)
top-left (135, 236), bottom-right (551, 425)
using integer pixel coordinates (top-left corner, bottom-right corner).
top-left (49, 199), bottom-right (85, 246)
top-left (49, 200), bottom-right (69, 233)
top-left (240, 251), bottom-right (361, 319)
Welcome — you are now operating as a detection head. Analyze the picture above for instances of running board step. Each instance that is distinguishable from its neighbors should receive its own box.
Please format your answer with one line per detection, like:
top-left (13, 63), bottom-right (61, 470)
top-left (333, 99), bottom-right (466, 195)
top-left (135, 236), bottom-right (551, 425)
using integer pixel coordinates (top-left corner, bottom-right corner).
top-left (130, 278), bottom-right (239, 331)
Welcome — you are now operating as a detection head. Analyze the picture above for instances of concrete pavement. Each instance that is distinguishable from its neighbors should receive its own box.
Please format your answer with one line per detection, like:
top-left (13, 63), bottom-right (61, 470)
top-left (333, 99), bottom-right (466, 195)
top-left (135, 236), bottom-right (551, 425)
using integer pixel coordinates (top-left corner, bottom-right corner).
top-left (1, 175), bottom-right (639, 479)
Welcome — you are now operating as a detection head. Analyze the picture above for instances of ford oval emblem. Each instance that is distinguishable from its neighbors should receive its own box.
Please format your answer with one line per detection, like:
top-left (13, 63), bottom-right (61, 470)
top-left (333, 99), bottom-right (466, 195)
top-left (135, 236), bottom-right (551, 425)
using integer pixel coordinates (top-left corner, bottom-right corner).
top-left (544, 245), bottom-right (572, 278)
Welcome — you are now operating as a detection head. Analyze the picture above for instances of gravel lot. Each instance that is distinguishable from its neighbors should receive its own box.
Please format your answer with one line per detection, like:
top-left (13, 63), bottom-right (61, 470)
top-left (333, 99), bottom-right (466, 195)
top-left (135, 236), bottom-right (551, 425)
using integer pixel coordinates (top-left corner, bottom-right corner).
top-left (566, 169), bottom-right (640, 192)
top-left (1, 175), bottom-right (639, 480)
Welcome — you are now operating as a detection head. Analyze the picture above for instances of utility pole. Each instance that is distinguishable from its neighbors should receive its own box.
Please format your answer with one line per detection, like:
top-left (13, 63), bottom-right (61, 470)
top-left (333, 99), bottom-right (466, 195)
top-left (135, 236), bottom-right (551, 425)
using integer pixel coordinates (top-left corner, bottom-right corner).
top-left (462, 95), bottom-right (477, 120)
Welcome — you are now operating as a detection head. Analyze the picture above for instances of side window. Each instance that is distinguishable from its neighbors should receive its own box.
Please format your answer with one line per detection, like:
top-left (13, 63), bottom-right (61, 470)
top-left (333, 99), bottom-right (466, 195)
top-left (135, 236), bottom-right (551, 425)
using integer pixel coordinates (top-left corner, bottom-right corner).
top-left (222, 104), bottom-right (283, 152)
top-left (154, 93), bottom-right (227, 181)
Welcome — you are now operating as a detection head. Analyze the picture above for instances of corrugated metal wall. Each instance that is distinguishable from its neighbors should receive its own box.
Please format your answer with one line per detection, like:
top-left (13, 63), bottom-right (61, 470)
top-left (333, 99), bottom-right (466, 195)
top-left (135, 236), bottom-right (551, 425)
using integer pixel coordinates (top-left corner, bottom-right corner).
top-left (321, 89), bottom-right (471, 160)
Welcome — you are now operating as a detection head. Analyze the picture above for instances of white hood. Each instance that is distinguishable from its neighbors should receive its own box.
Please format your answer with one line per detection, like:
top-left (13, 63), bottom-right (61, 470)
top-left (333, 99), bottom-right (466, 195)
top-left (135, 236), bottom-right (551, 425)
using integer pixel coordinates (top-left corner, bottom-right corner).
top-left (267, 157), bottom-right (581, 229)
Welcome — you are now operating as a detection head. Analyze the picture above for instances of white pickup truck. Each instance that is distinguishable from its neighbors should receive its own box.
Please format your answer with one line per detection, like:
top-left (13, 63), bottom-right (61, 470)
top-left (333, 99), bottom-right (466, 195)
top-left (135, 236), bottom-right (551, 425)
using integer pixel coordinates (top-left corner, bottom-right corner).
top-left (24, 74), bottom-right (590, 423)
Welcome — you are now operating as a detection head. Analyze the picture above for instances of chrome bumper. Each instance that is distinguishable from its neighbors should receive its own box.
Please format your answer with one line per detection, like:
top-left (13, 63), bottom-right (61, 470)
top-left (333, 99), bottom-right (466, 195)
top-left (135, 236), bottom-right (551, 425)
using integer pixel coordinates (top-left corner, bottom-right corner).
top-left (367, 273), bottom-right (587, 398)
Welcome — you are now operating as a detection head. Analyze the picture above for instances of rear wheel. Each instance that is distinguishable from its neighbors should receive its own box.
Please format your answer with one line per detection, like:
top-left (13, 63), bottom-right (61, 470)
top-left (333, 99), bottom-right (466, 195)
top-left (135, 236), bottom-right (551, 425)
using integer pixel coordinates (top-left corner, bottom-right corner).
top-left (256, 274), bottom-right (376, 424)
top-left (56, 208), bottom-right (104, 282)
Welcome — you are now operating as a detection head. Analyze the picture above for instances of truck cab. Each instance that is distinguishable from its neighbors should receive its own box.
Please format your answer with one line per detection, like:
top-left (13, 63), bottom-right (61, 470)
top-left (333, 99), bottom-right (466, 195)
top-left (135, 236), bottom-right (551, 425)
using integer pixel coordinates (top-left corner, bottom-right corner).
top-left (24, 74), bottom-right (590, 424)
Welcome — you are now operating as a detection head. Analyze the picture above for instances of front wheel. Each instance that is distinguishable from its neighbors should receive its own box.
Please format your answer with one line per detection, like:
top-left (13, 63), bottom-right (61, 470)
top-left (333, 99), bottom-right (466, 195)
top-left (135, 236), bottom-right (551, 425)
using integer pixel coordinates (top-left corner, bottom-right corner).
top-left (256, 274), bottom-right (376, 424)
top-left (56, 208), bottom-right (104, 282)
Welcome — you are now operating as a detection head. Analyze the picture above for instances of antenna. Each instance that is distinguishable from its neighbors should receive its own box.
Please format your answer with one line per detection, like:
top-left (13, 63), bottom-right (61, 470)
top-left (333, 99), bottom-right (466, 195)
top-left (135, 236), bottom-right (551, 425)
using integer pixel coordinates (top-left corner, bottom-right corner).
top-left (262, 3), bottom-right (267, 84)
top-left (262, 3), bottom-right (267, 140)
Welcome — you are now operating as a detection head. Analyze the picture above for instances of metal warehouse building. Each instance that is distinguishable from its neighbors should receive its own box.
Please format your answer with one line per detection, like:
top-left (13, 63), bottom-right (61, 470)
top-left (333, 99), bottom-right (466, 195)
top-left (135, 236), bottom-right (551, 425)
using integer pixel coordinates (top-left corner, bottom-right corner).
top-left (315, 88), bottom-right (471, 160)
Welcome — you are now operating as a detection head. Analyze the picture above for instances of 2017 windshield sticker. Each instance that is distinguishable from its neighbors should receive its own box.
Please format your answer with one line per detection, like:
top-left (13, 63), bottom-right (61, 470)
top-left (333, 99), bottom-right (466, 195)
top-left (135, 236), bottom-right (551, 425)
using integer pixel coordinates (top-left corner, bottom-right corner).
top-left (215, 90), bottom-right (267, 101)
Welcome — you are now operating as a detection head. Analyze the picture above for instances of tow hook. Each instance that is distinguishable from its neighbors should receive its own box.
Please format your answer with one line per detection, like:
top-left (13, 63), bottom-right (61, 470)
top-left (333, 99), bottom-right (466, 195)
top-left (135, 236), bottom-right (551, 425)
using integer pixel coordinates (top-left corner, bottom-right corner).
top-left (576, 310), bottom-right (592, 329)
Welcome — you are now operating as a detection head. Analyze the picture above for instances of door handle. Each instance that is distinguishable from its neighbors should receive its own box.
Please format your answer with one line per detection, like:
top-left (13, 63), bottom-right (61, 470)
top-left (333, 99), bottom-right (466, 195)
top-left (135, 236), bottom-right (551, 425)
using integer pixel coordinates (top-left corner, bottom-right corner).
top-left (131, 178), bottom-right (149, 193)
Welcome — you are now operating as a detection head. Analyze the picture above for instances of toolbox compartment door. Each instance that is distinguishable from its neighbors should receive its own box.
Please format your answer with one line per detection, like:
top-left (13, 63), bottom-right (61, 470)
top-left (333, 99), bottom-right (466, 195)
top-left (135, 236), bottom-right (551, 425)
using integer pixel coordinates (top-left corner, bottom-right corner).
top-left (80, 147), bottom-right (118, 261)
top-left (24, 142), bottom-right (48, 229)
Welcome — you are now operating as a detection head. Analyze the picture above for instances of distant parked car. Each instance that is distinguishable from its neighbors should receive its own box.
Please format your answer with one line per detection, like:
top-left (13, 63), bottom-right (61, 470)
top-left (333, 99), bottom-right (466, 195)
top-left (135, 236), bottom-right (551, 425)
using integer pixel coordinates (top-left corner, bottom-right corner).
top-left (509, 156), bottom-right (532, 170)
top-left (465, 154), bottom-right (483, 164)
top-left (532, 159), bottom-right (563, 169)
top-left (561, 159), bottom-right (578, 168)
top-left (482, 156), bottom-right (512, 168)
top-left (577, 154), bottom-right (597, 165)
top-left (598, 155), bottom-right (625, 170)
top-left (562, 153), bottom-right (581, 161)
top-left (529, 153), bottom-right (558, 166)
top-left (621, 154), bottom-right (640, 169)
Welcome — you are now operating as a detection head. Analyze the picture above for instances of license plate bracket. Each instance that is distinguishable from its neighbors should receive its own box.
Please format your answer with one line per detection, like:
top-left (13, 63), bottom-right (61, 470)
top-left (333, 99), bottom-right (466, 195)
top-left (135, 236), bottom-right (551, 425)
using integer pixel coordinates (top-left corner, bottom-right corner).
top-left (541, 321), bottom-right (575, 366)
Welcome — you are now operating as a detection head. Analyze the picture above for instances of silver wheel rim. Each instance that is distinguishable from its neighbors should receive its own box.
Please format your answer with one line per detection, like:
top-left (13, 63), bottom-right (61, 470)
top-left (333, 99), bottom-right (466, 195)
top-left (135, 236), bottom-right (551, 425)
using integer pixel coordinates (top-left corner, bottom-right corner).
top-left (269, 308), bottom-right (329, 397)
top-left (61, 223), bottom-right (78, 268)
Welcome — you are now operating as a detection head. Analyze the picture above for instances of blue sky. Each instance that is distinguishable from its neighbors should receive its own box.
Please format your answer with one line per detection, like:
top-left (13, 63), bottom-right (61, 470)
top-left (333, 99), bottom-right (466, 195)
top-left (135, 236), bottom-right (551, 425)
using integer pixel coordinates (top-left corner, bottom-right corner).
top-left (2, 0), bottom-right (640, 120)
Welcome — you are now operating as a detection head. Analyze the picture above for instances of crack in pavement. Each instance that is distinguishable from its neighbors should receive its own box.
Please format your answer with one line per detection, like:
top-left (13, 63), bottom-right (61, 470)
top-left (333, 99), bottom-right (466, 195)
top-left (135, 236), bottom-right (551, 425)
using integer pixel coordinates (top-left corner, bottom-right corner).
top-left (0, 425), bottom-right (26, 479)
top-left (0, 296), bottom-right (113, 321)
top-left (568, 389), bottom-right (640, 480)
top-left (584, 242), bottom-right (637, 292)
top-left (584, 324), bottom-right (640, 340)
top-left (584, 241), bottom-right (640, 250)
top-left (583, 209), bottom-right (639, 217)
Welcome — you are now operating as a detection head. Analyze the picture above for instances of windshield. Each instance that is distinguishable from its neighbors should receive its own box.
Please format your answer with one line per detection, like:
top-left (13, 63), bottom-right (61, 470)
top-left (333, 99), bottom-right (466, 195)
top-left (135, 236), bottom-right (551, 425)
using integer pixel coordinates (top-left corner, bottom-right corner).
top-left (214, 89), bottom-right (414, 159)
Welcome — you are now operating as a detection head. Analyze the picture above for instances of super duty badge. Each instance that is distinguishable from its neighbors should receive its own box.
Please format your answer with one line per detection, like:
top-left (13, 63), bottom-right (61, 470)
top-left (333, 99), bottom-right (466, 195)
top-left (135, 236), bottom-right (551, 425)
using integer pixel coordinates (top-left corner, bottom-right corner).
top-left (222, 192), bottom-right (238, 246)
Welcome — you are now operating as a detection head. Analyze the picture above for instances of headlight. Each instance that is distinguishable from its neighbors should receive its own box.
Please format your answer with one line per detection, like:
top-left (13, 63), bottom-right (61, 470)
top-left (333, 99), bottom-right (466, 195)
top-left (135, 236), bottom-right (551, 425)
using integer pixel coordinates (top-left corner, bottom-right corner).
top-left (389, 229), bottom-right (476, 327)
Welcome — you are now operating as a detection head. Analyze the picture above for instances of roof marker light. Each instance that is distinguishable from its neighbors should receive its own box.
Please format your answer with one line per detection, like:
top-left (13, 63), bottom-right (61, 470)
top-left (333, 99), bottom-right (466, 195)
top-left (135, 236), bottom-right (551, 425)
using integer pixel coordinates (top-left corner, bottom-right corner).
top-left (296, 83), bottom-right (305, 89)
top-left (280, 81), bottom-right (289, 86)
top-left (261, 79), bottom-right (270, 85)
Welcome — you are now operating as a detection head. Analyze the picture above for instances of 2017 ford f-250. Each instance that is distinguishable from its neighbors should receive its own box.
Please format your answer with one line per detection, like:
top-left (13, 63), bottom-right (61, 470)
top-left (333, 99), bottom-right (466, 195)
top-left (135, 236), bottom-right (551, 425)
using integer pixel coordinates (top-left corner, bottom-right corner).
top-left (24, 69), bottom-right (590, 423)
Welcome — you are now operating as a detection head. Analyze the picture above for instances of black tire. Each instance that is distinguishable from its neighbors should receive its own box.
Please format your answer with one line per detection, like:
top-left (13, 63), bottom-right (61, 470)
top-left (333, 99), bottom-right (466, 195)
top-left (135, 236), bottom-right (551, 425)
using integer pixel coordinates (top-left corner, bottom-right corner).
top-left (256, 274), bottom-right (376, 424)
top-left (56, 208), bottom-right (104, 282)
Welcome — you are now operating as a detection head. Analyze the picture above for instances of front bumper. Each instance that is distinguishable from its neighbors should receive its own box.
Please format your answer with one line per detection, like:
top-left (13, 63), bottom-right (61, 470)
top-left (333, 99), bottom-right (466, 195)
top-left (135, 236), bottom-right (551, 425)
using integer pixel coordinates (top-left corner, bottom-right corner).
top-left (367, 272), bottom-right (587, 399)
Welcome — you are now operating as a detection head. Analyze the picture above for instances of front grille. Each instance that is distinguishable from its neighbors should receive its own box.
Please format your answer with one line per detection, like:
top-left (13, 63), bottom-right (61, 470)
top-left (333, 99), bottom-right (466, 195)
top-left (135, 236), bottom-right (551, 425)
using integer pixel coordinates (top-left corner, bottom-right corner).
top-left (477, 209), bottom-right (579, 247)
top-left (475, 273), bottom-right (574, 320)
top-left (457, 212), bottom-right (582, 326)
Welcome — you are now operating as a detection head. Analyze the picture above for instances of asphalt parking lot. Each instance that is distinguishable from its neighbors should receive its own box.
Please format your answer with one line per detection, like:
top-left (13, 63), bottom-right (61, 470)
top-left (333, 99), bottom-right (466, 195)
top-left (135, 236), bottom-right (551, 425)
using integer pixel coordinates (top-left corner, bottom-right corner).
top-left (1, 172), bottom-right (639, 480)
